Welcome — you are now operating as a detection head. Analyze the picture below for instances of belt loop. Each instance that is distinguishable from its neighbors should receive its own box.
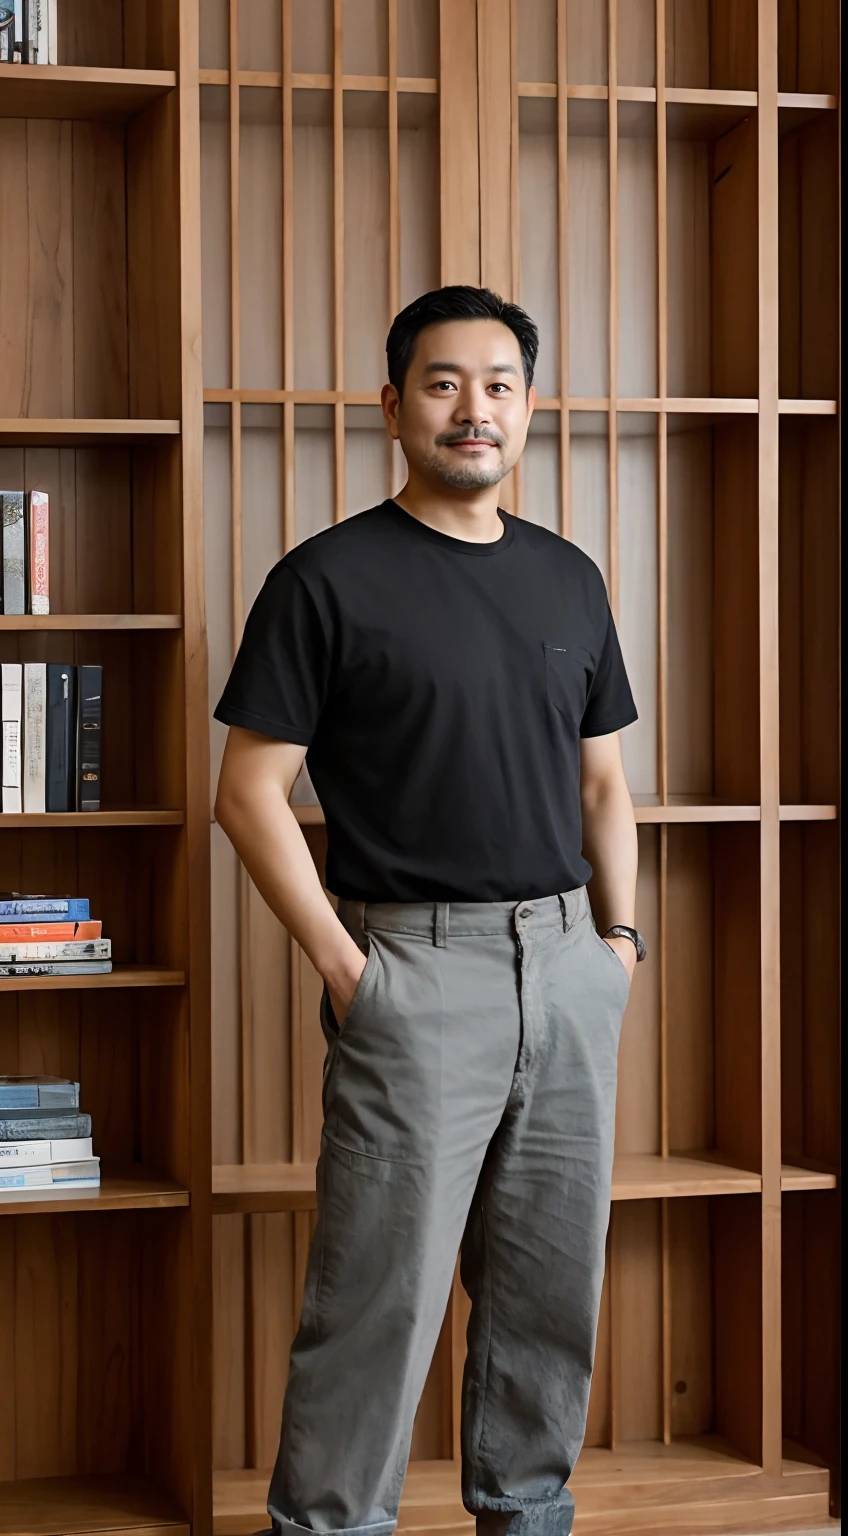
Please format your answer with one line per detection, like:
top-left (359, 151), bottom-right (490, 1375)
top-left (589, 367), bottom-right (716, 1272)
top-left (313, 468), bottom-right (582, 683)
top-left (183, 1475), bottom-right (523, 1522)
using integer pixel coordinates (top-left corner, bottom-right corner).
top-left (557, 892), bottom-right (568, 932)
top-left (433, 901), bottom-right (449, 947)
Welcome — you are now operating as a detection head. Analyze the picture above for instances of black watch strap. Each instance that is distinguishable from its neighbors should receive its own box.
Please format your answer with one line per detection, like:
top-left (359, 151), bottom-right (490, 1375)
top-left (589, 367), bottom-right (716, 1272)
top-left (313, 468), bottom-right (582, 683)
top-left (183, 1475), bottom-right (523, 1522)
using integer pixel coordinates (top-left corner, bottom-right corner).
top-left (602, 925), bottom-right (647, 962)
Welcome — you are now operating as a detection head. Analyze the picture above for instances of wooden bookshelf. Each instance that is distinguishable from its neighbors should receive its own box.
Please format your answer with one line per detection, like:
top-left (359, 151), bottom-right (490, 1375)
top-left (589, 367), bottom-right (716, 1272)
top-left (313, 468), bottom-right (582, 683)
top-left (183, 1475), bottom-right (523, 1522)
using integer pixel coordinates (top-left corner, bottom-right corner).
top-left (200, 1), bottom-right (840, 1532)
top-left (0, 3), bottom-right (211, 1534)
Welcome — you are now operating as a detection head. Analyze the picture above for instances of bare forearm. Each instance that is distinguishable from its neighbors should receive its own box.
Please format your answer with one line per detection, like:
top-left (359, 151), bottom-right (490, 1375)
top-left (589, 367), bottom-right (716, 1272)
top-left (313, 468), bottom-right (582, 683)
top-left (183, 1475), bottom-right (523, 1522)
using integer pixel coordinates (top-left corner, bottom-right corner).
top-left (215, 783), bottom-right (361, 989)
top-left (580, 776), bottom-right (638, 933)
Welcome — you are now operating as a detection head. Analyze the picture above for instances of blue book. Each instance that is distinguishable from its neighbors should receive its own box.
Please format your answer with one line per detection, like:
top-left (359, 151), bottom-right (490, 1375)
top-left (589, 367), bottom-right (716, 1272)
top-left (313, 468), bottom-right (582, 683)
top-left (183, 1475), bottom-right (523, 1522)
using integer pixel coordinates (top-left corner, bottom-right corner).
top-left (0, 895), bottom-right (90, 920)
top-left (0, 1076), bottom-right (80, 1110)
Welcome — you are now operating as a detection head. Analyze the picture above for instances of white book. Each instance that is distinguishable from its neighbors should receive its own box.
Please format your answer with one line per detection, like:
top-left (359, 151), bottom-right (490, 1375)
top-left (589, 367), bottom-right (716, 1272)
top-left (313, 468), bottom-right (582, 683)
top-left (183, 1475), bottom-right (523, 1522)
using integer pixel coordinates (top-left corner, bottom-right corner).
top-left (23, 661), bottom-right (46, 813)
top-left (0, 1161), bottom-right (100, 1190)
top-left (0, 939), bottom-right (111, 961)
top-left (47, 0), bottom-right (55, 61)
top-left (0, 1136), bottom-right (94, 1166)
top-left (1, 663), bottom-right (22, 814)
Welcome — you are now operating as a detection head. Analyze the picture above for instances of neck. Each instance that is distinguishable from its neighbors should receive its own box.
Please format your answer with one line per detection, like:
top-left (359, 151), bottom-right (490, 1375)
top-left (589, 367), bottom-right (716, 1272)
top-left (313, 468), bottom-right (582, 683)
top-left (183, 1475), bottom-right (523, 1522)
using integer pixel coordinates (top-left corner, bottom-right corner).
top-left (392, 469), bottom-right (505, 543)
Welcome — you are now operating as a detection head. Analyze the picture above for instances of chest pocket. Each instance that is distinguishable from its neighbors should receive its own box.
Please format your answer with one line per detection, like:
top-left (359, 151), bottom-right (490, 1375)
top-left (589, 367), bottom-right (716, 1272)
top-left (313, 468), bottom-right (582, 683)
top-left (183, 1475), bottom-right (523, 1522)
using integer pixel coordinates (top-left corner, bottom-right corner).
top-left (543, 641), bottom-right (594, 726)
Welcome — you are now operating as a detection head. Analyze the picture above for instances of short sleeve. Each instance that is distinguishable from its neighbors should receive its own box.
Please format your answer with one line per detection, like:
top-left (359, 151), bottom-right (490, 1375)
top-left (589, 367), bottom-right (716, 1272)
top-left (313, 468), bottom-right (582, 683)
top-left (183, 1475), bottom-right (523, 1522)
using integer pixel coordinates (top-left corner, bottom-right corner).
top-left (580, 594), bottom-right (639, 738)
top-left (213, 563), bottom-right (331, 745)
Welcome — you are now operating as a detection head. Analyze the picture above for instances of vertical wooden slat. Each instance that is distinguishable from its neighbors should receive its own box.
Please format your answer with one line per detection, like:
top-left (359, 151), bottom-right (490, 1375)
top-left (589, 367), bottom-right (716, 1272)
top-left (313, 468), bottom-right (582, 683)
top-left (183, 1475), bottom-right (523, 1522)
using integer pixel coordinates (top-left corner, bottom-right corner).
top-left (609, 1207), bottom-right (619, 1451)
top-left (387, 0), bottom-right (400, 496)
top-left (656, 0), bottom-right (669, 805)
top-left (757, 0), bottom-right (783, 1481)
top-left (556, 0), bottom-right (570, 541)
top-left (509, 0), bottom-right (521, 518)
top-left (333, 0), bottom-right (345, 524)
top-left (660, 820), bottom-right (671, 1444)
top-left (439, 0), bottom-right (480, 285)
top-left (607, 0), bottom-right (619, 617)
top-left (281, 0), bottom-right (295, 554)
top-left (228, 0), bottom-right (240, 397)
top-left (387, 0), bottom-right (400, 320)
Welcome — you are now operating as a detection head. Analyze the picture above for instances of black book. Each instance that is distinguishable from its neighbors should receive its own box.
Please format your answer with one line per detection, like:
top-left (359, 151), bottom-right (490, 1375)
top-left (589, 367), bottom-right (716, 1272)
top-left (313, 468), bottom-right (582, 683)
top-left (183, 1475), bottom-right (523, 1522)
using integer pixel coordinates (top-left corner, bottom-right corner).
top-left (76, 664), bottom-right (102, 812)
top-left (46, 663), bottom-right (76, 813)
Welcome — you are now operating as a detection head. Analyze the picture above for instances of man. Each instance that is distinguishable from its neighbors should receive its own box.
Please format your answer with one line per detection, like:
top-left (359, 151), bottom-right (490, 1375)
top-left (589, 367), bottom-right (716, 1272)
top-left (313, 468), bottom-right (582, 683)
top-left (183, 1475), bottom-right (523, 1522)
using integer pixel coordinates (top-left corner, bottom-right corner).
top-left (214, 285), bottom-right (645, 1536)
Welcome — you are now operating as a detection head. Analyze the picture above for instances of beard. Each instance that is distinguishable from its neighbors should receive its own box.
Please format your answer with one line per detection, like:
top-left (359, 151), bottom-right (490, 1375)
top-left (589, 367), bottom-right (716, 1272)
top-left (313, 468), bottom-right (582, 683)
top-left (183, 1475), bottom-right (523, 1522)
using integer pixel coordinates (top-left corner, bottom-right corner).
top-left (422, 438), bottom-right (511, 490)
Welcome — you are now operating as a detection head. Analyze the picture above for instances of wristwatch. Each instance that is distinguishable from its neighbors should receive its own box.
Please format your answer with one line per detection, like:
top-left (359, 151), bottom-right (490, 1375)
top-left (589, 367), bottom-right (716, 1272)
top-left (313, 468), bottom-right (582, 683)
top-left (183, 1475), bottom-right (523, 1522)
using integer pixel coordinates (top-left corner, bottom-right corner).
top-left (602, 925), bottom-right (647, 963)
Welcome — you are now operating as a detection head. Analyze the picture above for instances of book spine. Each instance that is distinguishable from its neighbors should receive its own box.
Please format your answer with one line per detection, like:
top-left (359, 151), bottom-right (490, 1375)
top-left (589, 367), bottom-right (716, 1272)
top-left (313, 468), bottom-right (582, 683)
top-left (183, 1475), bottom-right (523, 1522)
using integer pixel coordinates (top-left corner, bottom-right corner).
top-left (22, 661), bottom-right (47, 813)
top-left (76, 664), bottom-right (102, 812)
top-left (27, 491), bottom-right (49, 615)
top-left (0, 1083), bottom-right (80, 1109)
top-left (12, 0), bottom-right (21, 60)
top-left (0, 17), bottom-right (10, 63)
top-left (0, 939), bottom-right (110, 961)
top-left (0, 1136), bottom-right (94, 1166)
top-left (1, 663), bottom-right (22, 814)
top-left (47, 0), bottom-right (55, 61)
top-left (0, 959), bottom-right (112, 975)
top-left (1, 491), bottom-right (25, 615)
top-left (0, 1167), bottom-right (100, 1189)
top-left (45, 662), bottom-right (76, 813)
top-left (0, 898), bottom-right (90, 918)
top-left (0, 921), bottom-right (102, 942)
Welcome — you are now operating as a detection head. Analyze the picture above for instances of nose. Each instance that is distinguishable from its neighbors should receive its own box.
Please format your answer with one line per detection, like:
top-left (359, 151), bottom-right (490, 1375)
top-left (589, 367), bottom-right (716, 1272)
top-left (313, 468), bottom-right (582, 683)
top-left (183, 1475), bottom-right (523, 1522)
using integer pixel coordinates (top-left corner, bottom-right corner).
top-left (452, 384), bottom-right (491, 425)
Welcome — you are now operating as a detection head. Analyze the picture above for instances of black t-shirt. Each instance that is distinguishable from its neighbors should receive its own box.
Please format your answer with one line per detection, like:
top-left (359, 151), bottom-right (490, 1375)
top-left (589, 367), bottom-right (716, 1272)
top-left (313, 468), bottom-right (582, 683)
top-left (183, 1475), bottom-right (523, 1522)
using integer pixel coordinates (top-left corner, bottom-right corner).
top-left (214, 498), bottom-right (638, 902)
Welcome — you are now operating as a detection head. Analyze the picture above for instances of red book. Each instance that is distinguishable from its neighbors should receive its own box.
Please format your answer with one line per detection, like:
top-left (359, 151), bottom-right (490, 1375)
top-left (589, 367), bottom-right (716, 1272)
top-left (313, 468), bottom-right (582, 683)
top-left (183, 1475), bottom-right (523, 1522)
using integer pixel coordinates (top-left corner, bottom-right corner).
top-left (28, 490), bottom-right (49, 615)
top-left (0, 920), bottom-right (102, 943)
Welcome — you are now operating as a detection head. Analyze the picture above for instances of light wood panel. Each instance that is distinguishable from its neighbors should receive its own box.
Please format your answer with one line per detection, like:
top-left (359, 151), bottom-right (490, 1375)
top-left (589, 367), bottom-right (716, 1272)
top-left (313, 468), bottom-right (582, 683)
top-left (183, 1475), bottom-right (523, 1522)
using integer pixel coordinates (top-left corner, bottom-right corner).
top-left (201, 0), bottom-right (841, 1527)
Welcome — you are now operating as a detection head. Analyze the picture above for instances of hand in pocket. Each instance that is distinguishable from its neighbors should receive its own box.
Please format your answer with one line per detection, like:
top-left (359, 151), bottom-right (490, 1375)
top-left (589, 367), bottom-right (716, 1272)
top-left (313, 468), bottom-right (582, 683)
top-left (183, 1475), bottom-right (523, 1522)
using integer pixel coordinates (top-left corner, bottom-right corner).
top-left (327, 949), bottom-right (369, 1033)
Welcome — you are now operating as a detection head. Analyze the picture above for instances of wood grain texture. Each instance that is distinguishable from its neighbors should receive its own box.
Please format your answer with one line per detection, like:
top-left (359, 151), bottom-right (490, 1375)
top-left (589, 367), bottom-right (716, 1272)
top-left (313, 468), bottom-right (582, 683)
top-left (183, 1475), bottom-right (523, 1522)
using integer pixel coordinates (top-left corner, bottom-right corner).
top-left (439, 0), bottom-right (479, 284)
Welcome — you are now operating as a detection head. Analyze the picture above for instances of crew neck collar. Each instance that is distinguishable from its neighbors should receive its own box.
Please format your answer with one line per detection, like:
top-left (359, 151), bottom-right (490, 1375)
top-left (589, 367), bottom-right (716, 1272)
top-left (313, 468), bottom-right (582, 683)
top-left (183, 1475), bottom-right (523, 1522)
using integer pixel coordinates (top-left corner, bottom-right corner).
top-left (383, 498), bottom-right (516, 556)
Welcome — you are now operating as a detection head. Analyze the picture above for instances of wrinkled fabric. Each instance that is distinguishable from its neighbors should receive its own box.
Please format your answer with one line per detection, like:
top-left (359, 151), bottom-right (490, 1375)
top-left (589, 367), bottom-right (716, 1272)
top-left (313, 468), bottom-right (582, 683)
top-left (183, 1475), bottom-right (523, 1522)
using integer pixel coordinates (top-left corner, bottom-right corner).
top-left (268, 886), bottom-right (629, 1536)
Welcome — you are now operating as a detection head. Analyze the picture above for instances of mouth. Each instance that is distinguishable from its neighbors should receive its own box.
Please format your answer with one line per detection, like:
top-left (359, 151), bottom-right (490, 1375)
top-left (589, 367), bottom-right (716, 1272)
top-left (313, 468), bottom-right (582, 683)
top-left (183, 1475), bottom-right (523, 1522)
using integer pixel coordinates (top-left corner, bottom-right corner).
top-left (443, 439), bottom-right (498, 453)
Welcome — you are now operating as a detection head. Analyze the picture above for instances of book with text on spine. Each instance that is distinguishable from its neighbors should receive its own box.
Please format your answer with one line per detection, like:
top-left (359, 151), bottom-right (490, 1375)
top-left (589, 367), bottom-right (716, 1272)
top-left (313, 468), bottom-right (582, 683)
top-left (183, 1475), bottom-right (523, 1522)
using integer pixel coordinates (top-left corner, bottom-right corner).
top-left (0, 1161), bottom-right (100, 1190)
top-left (1, 663), bottom-right (22, 813)
top-left (0, 959), bottom-right (112, 977)
top-left (46, 663), bottom-right (76, 812)
top-left (0, 896), bottom-right (90, 920)
top-left (76, 664), bottom-right (102, 811)
top-left (0, 1136), bottom-right (94, 1166)
top-left (23, 661), bottom-right (46, 813)
top-left (27, 490), bottom-right (49, 614)
top-left (0, 921), bottom-right (101, 942)
top-left (0, 1111), bottom-right (91, 1141)
top-left (0, 939), bottom-right (110, 962)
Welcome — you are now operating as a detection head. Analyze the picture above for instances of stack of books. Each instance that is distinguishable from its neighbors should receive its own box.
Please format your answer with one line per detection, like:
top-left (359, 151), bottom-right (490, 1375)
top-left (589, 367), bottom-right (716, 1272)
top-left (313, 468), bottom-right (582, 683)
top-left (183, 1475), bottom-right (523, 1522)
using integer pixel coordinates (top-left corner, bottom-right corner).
top-left (0, 489), bottom-right (49, 615)
top-left (0, 1076), bottom-right (100, 1193)
top-left (0, 2), bottom-right (57, 63)
top-left (0, 892), bottom-right (111, 977)
top-left (1, 662), bottom-right (102, 813)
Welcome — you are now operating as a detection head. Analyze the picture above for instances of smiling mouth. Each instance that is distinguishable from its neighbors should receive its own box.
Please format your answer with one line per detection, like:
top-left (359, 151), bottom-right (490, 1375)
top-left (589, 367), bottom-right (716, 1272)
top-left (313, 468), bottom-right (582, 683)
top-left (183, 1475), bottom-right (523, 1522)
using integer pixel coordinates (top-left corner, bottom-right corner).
top-left (445, 439), bottom-right (497, 450)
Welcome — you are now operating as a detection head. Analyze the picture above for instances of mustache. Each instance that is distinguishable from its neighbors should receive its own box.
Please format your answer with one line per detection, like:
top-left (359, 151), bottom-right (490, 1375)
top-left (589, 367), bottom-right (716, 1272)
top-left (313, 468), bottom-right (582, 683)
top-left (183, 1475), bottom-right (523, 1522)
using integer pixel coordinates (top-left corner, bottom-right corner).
top-left (435, 427), bottom-right (505, 448)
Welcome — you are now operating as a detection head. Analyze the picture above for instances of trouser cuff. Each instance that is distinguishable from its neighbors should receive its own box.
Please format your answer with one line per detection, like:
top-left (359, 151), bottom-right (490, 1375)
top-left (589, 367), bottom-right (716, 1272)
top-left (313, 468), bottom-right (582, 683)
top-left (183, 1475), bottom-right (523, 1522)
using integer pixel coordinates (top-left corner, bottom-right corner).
top-left (269, 1509), bottom-right (396, 1536)
top-left (475, 1505), bottom-right (573, 1535)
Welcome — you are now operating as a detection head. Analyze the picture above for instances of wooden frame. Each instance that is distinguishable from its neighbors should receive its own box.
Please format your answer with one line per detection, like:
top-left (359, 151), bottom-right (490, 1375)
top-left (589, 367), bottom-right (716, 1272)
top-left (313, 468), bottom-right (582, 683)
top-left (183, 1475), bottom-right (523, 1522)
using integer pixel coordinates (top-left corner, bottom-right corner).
top-left (0, 1), bottom-right (211, 1531)
top-left (201, 1), bottom-right (840, 1531)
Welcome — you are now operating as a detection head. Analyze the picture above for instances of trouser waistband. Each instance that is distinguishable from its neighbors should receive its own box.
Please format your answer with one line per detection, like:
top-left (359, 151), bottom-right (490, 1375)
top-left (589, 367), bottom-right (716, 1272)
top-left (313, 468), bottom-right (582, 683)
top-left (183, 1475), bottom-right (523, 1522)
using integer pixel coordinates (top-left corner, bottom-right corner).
top-left (336, 886), bottom-right (591, 945)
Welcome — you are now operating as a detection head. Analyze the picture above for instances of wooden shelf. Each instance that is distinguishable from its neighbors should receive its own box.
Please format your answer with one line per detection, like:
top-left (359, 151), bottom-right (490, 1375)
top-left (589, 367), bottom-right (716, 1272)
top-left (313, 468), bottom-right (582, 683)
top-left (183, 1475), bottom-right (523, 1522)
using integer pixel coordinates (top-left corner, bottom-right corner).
top-left (214, 1437), bottom-right (833, 1536)
top-left (0, 419), bottom-right (180, 446)
top-left (0, 809), bottom-right (183, 826)
top-left (212, 1152), bottom-right (773, 1214)
top-left (0, 1169), bottom-right (189, 1216)
top-left (0, 64), bottom-right (177, 121)
top-left (0, 613), bottom-right (183, 630)
top-left (0, 965), bottom-right (184, 992)
top-left (0, 1472), bottom-right (188, 1535)
top-left (781, 1161), bottom-right (839, 1192)
top-left (289, 800), bottom-right (839, 827)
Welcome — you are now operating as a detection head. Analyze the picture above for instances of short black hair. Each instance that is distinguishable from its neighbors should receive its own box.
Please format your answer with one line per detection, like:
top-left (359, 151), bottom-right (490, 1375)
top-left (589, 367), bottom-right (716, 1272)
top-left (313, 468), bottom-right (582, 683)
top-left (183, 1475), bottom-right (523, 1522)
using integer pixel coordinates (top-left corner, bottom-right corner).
top-left (386, 285), bottom-right (539, 396)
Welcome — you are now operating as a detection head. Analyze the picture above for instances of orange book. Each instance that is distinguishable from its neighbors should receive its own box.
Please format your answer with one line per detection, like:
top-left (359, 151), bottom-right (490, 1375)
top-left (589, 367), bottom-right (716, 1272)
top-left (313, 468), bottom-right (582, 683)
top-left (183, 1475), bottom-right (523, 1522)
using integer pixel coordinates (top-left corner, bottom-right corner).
top-left (0, 920), bottom-right (101, 943)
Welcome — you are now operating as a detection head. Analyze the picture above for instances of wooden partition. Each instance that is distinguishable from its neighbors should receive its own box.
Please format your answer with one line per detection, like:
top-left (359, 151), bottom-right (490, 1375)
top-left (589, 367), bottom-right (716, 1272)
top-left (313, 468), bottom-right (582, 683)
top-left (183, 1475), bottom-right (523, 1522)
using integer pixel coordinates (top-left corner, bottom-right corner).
top-left (0, 3), bottom-right (211, 1534)
top-left (202, 2), bottom-right (840, 1532)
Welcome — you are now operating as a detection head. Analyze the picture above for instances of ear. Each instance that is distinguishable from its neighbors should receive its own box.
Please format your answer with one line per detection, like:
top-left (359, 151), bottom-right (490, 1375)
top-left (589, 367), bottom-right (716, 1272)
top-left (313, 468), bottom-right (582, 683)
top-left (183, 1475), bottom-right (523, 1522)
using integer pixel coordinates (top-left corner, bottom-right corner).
top-left (381, 382), bottom-right (401, 441)
top-left (526, 381), bottom-right (536, 424)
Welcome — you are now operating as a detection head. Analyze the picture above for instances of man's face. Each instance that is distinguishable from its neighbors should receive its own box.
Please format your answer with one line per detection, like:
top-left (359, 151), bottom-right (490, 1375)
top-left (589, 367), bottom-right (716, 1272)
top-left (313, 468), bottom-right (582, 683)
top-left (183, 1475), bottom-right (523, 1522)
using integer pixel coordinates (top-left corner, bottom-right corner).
top-left (382, 318), bottom-right (535, 491)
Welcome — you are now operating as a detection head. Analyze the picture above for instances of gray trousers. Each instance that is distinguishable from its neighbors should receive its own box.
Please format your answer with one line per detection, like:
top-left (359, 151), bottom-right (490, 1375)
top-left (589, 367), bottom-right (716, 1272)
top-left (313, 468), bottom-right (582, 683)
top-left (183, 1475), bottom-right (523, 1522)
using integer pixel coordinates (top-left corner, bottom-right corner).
top-left (268, 886), bottom-right (630, 1536)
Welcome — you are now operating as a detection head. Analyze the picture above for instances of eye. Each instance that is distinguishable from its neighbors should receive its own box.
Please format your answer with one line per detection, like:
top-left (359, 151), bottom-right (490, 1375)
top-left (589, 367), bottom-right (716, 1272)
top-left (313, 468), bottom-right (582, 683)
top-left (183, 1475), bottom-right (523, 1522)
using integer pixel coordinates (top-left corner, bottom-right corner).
top-left (488, 383), bottom-right (509, 394)
top-left (431, 380), bottom-right (457, 392)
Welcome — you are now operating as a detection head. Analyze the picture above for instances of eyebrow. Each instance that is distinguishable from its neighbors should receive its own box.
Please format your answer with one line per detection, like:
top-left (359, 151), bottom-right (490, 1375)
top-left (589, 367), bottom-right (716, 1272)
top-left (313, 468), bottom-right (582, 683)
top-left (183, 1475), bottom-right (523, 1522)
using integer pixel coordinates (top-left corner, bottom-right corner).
top-left (422, 361), bottom-right (520, 377)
